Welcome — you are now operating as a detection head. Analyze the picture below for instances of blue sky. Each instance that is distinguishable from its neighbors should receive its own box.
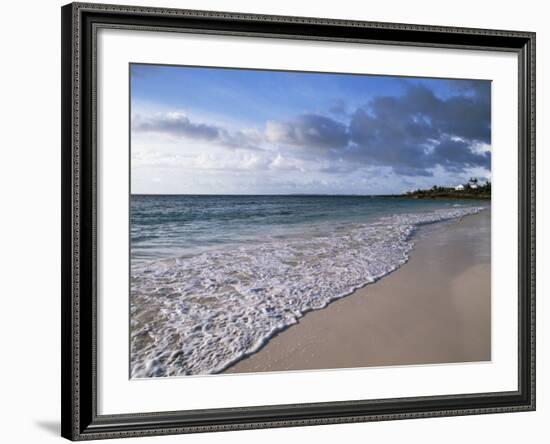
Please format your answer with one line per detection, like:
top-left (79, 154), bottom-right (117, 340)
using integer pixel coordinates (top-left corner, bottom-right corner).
top-left (130, 63), bottom-right (491, 195)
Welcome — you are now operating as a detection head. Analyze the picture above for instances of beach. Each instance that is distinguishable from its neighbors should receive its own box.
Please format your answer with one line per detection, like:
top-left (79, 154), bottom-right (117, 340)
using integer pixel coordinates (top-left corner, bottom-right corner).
top-left (225, 209), bottom-right (491, 374)
top-left (130, 195), bottom-right (490, 377)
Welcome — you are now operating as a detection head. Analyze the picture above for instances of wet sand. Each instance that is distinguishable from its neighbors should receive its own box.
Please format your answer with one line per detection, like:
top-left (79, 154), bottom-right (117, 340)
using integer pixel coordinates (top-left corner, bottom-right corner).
top-left (225, 209), bottom-right (491, 374)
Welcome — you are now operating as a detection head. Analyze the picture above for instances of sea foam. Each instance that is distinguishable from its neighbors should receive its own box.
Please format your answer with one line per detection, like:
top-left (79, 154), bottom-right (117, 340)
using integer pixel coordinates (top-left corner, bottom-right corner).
top-left (130, 206), bottom-right (485, 377)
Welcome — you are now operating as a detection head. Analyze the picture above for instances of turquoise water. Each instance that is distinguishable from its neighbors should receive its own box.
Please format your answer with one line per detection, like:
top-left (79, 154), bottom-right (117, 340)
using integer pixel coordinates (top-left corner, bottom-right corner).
top-left (131, 195), bottom-right (483, 261)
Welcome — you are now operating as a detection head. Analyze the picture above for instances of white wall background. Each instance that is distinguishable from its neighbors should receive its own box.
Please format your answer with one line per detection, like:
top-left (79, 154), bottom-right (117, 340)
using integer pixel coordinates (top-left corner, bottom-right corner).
top-left (0, 0), bottom-right (545, 443)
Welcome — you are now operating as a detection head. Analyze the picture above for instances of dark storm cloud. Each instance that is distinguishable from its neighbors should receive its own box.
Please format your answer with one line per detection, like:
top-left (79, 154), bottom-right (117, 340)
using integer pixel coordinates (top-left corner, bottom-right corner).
top-left (356, 83), bottom-right (491, 145)
top-left (269, 82), bottom-right (491, 176)
top-left (432, 137), bottom-right (491, 172)
top-left (266, 114), bottom-right (349, 150)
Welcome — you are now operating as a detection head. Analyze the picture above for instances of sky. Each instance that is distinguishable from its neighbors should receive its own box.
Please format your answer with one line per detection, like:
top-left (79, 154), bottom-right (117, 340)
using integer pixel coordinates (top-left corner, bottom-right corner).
top-left (130, 63), bottom-right (491, 195)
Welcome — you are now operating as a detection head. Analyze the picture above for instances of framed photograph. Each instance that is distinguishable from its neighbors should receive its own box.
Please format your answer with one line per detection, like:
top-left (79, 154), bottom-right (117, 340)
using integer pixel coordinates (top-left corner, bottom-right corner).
top-left (61, 2), bottom-right (536, 440)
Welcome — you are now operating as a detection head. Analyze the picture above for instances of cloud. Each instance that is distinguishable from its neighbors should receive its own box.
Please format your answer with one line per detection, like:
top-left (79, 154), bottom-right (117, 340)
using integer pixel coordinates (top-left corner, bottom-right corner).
top-left (133, 112), bottom-right (263, 151)
top-left (134, 112), bottom-right (219, 140)
top-left (432, 137), bottom-right (491, 172)
top-left (133, 82), bottom-right (491, 179)
top-left (265, 114), bottom-right (348, 150)
top-left (263, 82), bottom-right (491, 176)
top-left (328, 99), bottom-right (349, 117)
top-left (447, 79), bottom-right (491, 104)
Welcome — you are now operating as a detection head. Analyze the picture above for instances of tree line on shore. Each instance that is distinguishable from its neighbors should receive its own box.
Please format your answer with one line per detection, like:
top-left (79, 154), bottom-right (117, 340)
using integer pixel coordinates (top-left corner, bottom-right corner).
top-left (403, 178), bottom-right (491, 200)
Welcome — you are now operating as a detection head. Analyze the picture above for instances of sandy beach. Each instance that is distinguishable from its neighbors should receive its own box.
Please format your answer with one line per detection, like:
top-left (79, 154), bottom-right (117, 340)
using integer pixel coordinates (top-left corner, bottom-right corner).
top-left (225, 208), bottom-right (491, 374)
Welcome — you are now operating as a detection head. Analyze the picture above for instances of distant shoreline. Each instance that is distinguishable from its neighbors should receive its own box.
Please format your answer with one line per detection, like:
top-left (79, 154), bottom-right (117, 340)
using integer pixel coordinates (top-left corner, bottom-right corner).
top-left (400, 193), bottom-right (490, 200)
top-left (402, 180), bottom-right (491, 200)
top-left (130, 193), bottom-right (490, 199)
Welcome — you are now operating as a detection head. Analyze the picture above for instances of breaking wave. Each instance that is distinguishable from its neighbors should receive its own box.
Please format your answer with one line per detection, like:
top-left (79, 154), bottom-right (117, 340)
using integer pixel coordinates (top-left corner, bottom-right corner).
top-left (130, 206), bottom-right (485, 377)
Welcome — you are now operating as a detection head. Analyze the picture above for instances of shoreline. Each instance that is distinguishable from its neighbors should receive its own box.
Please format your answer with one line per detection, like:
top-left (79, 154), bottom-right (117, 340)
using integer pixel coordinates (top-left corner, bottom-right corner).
top-left (225, 209), bottom-right (491, 374)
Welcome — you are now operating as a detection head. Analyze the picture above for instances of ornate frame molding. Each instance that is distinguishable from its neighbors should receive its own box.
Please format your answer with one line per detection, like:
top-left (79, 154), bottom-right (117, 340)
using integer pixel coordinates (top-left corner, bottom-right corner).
top-left (61, 2), bottom-right (535, 440)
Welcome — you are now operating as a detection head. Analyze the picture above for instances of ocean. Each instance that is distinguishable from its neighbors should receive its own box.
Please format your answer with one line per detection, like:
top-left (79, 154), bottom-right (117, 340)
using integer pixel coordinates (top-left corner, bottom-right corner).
top-left (130, 195), bottom-right (488, 377)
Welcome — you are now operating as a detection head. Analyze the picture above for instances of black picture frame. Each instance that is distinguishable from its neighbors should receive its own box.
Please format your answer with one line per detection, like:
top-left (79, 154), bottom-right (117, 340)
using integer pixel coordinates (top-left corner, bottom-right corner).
top-left (61, 2), bottom-right (536, 440)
